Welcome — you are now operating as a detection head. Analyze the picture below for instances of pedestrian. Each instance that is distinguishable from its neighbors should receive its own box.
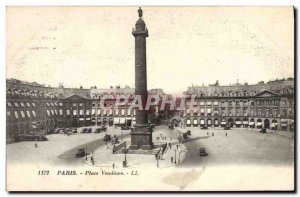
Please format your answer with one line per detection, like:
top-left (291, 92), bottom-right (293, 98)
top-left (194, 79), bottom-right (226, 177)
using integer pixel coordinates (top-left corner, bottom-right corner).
top-left (176, 144), bottom-right (179, 149)
top-left (112, 163), bottom-right (115, 169)
top-left (91, 156), bottom-right (94, 165)
top-left (171, 156), bottom-right (174, 163)
top-left (226, 133), bottom-right (227, 137)
top-left (207, 132), bottom-right (209, 136)
top-left (212, 132), bottom-right (214, 136)
top-left (34, 143), bottom-right (38, 148)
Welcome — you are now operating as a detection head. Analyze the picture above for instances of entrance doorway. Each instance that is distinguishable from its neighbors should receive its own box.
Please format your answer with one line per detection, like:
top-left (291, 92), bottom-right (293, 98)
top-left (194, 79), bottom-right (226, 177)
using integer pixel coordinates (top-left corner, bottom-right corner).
top-left (126, 119), bottom-right (132, 127)
top-left (264, 119), bottom-right (270, 129)
top-left (228, 118), bottom-right (234, 127)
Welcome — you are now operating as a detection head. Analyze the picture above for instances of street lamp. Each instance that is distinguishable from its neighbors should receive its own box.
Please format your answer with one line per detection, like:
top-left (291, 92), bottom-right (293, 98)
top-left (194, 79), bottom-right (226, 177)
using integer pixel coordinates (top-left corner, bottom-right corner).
top-left (178, 147), bottom-right (182, 164)
top-left (123, 148), bottom-right (128, 168)
top-left (174, 149), bottom-right (177, 164)
top-left (85, 146), bottom-right (88, 161)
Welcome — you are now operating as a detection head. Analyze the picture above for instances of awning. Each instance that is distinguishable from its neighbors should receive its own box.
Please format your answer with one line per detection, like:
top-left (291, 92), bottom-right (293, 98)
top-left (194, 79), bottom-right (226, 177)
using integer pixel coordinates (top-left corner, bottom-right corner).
top-left (79, 118), bottom-right (84, 121)
top-left (86, 118), bottom-right (91, 120)
top-left (271, 123), bottom-right (278, 128)
top-left (281, 123), bottom-right (287, 127)
top-left (249, 122), bottom-right (255, 126)
top-left (97, 119), bottom-right (102, 123)
top-left (235, 121), bottom-right (242, 125)
top-left (114, 118), bottom-right (120, 124)
top-left (256, 122), bottom-right (262, 126)
top-left (120, 118), bottom-right (126, 124)
top-left (221, 122), bottom-right (226, 125)
top-left (32, 125), bottom-right (37, 129)
top-left (243, 121), bottom-right (249, 124)
top-left (92, 118), bottom-right (96, 122)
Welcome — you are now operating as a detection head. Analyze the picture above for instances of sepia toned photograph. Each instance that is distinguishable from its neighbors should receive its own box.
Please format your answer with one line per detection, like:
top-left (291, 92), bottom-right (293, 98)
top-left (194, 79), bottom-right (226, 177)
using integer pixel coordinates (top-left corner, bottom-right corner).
top-left (6, 6), bottom-right (295, 191)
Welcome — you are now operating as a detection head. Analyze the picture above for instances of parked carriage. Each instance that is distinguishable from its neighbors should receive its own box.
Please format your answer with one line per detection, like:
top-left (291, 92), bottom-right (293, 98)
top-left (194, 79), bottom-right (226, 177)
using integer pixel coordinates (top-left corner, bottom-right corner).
top-left (121, 126), bottom-right (130, 130)
top-left (15, 134), bottom-right (48, 142)
top-left (260, 128), bottom-right (266, 133)
top-left (95, 126), bottom-right (107, 133)
top-left (168, 124), bottom-right (174, 130)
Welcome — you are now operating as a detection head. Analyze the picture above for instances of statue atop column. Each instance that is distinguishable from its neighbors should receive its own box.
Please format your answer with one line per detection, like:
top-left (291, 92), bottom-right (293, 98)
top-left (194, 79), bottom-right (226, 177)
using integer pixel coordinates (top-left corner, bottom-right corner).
top-left (138, 7), bottom-right (143, 18)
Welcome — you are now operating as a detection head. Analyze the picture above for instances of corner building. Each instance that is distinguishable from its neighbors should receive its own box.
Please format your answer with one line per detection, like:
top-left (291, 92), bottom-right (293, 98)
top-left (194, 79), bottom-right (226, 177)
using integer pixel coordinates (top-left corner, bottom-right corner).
top-left (6, 79), bottom-right (166, 143)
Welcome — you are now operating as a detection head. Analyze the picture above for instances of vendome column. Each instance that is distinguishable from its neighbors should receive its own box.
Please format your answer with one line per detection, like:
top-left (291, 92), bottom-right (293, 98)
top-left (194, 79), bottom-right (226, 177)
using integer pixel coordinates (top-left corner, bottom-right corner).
top-left (130, 7), bottom-right (154, 150)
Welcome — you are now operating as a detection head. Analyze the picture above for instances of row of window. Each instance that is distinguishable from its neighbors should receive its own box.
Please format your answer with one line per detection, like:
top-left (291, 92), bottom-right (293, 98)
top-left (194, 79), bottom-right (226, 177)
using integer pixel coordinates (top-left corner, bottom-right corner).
top-left (7, 89), bottom-right (57, 98)
top-left (194, 91), bottom-right (257, 97)
top-left (7, 102), bottom-right (65, 108)
top-left (7, 102), bottom-right (36, 108)
top-left (180, 100), bottom-right (286, 106)
top-left (7, 110), bottom-right (36, 119)
top-left (45, 109), bottom-right (137, 116)
top-left (184, 108), bottom-right (293, 117)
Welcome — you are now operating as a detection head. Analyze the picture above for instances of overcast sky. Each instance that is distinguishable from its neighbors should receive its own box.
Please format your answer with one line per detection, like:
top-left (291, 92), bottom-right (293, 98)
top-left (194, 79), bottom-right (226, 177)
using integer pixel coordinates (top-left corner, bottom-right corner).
top-left (6, 7), bottom-right (294, 94)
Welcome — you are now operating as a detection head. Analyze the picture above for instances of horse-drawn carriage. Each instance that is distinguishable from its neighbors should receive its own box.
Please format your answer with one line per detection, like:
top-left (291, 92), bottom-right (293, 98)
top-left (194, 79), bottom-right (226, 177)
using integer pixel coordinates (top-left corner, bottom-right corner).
top-left (168, 124), bottom-right (174, 130)
top-left (75, 148), bottom-right (86, 158)
top-left (260, 128), bottom-right (266, 133)
top-left (223, 126), bottom-right (231, 130)
top-left (95, 126), bottom-right (107, 133)
top-left (199, 148), bottom-right (208, 157)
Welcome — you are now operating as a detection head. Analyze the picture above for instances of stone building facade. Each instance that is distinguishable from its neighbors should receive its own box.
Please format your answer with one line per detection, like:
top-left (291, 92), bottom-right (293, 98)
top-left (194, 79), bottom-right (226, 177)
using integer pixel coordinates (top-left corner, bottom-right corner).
top-left (6, 79), bottom-right (166, 143)
top-left (176, 78), bottom-right (294, 131)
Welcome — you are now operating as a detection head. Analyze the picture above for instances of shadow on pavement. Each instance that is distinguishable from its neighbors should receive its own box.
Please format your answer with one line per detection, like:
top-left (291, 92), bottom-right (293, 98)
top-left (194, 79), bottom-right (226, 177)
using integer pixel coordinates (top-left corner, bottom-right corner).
top-left (181, 136), bottom-right (210, 144)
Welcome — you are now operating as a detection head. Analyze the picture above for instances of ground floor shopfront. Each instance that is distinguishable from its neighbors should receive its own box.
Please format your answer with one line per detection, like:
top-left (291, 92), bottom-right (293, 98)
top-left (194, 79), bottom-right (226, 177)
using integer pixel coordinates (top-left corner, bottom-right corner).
top-left (6, 118), bottom-right (57, 143)
top-left (175, 117), bottom-right (294, 131)
top-left (56, 116), bottom-right (136, 128)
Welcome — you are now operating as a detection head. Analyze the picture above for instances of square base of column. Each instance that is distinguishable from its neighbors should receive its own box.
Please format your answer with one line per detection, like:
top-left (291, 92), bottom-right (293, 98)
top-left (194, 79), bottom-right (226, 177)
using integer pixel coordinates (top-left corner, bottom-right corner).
top-left (129, 126), bottom-right (153, 150)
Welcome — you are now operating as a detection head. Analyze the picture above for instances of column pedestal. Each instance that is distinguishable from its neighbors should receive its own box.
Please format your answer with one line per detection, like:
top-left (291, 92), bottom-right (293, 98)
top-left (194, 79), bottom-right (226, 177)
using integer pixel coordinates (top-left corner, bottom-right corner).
top-left (129, 125), bottom-right (153, 150)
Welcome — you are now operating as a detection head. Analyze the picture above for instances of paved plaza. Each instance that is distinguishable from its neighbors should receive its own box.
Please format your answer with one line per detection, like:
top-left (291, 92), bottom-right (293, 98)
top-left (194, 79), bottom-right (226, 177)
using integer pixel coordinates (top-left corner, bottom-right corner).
top-left (7, 125), bottom-right (294, 191)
